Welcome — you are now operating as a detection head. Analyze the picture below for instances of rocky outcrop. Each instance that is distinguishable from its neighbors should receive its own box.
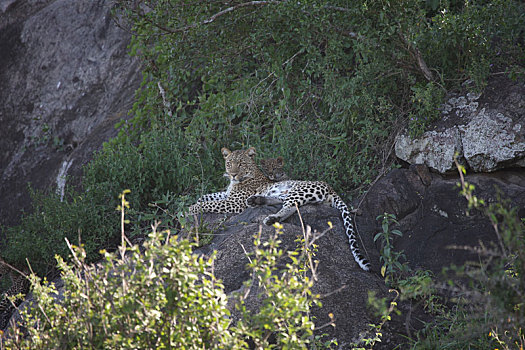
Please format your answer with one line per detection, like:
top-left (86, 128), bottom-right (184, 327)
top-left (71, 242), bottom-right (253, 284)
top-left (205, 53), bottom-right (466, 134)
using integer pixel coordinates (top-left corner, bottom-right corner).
top-left (195, 207), bottom-right (396, 347)
top-left (5, 165), bottom-right (524, 345)
top-left (203, 166), bottom-right (525, 345)
top-left (356, 165), bottom-right (525, 274)
top-left (395, 77), bottom-right (525, 173)
top-left (176, 164), bottom-right (525, 344)
top-left (0, 0), bottom-right (142, 228)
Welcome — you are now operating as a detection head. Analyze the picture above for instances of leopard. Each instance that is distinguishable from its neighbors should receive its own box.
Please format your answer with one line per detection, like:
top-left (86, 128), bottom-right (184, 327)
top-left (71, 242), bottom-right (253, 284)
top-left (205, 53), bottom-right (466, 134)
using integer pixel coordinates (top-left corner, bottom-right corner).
top-left (190, 147), bottom-right (271, 213)
top-left (0, 259), bottom-right (29, 330)
top-left (259, 156), bottom-right (289, 181)
top-left (189, 147), bottom-right (370, 271)
top-left (195, 155), bottom-right (288, 204)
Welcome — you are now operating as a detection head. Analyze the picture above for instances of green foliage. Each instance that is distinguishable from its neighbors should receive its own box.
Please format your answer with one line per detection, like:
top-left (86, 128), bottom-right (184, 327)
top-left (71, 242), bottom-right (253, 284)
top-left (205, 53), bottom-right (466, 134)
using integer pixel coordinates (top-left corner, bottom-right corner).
top-left (85, 126), bottom-right (220, 208)
top-left (4, 201), bottom-right (325, 349)
top-left (1, 188), bottom-right (119, 277)
top-left (395, 270), bottom-right (443, 314)
top-left (351, 290), bottom-right (401, 349)
top-left (374, 213), bottom-right (409, 283)
top-left (6, 232), bottom-right (236, 349)
top-left (111, 0), bottom-right (524, 194)
top-left (408, 82), bottom-right (446, 137)
top-left (234, 223), bottom-right (321, 348)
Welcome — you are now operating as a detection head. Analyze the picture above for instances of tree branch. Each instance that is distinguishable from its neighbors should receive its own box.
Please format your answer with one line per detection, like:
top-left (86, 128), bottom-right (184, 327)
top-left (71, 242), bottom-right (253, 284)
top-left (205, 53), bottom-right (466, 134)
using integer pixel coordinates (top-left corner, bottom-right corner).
top-left (149, 1), bottom-right (282, 34)
top-left (203, 1), bottom-right (281, 25)
top-left (398, 32), bottom-right (434, 82)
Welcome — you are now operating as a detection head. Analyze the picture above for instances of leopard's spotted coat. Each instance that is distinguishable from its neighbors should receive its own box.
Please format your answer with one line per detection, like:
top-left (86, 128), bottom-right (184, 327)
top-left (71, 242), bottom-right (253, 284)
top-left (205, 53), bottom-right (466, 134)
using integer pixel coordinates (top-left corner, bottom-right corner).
top-left (189, 148), bottom-right (370, 271)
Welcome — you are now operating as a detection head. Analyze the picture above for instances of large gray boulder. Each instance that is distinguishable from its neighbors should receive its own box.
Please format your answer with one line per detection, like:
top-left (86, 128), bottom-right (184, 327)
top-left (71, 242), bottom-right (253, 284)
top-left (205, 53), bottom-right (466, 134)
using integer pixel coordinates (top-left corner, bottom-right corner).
top-left (0, 0), bottom-right (142, 228)
top-left (194, 205), bottom-right (416, 348)
top-left (395, 77), bottom-right (525, 173)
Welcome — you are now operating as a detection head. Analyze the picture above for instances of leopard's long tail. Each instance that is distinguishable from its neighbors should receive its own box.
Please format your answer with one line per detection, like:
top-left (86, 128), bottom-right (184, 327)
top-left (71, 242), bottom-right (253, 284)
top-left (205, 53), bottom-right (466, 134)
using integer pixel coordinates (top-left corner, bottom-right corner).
top-left (329, 193), bottom-right (370, 271)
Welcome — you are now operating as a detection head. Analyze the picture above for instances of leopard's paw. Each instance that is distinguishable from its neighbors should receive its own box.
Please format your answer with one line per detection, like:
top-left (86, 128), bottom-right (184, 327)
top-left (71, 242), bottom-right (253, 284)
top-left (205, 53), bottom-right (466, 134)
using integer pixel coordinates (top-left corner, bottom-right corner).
top-left (263, 215), bottom-right (279, 226)
top-left (246, 195), bottom-right (265, 207)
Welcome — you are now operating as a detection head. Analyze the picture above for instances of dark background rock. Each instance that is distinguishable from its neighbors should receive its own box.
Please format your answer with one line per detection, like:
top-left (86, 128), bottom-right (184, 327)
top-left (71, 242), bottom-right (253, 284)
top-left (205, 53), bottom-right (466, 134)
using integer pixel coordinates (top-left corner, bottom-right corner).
top-left (356, 165), bottom-right (525, 274)
top-left (0, 0), bottom-right (142, 229)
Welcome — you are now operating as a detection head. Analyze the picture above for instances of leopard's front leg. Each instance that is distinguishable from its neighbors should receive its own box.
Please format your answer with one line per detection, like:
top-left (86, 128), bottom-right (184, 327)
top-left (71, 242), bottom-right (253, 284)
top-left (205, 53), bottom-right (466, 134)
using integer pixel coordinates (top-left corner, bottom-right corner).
top-left (262, 201), bottom-right (297, 225)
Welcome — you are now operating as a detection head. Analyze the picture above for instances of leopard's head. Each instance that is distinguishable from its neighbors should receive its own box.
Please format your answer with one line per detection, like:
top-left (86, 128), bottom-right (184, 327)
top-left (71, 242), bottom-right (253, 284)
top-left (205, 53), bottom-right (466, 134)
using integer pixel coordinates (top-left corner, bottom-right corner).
top-left (259, 157), bottom-right (288, 181)
top-left (221, 147), bottom-right (259, 184)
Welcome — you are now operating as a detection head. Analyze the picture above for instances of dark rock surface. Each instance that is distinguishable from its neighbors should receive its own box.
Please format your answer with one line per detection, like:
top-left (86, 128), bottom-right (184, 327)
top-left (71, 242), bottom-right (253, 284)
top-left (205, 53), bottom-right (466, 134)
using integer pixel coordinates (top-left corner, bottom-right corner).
top-left (356, 165), bottom-right (525, 274)
top-left (0, 0), bottom-right (142, 228)
top-left (194, 205), bottom-right (418, 348)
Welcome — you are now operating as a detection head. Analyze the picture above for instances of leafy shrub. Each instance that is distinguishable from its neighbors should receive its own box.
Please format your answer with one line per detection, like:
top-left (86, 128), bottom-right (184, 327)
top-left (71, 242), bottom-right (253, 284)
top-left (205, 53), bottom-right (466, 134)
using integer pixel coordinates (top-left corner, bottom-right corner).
top-left (4, 198), bottom-right (325, 349)
top-left (1, 188), bottom-right (119, 277)
top-left (374, 213), bottom-right (408, 283)
top-left (408, 82), bottom-right (446, 137)
top-left (1, 125), bottom-right (222, 275)
top-left (6, 232), bottom-right (236, 349)
top-left (112, 0), bottom-right (524, 190)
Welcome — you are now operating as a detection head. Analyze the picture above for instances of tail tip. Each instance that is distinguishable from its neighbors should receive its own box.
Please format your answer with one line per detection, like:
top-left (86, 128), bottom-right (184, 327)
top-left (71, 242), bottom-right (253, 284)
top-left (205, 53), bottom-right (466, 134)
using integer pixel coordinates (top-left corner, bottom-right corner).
top-left (359, 260), bottom-right (370, 271)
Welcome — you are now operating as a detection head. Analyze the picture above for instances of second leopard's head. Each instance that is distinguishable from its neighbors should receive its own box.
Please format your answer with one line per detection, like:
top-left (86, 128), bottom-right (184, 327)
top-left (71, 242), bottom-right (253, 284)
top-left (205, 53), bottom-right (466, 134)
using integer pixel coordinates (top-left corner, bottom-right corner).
top-left (259, 156), bottom-right (288, 181)
top-left (221, 147), bottom-right (260, 184)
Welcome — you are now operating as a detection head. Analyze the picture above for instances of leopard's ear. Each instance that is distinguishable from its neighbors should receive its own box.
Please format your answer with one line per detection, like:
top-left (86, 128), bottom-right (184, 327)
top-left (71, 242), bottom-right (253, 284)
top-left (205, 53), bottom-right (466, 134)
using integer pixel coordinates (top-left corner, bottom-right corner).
top-left (259, 158), bottom-right (268, 166)
top-left (221, 148), bottom-right (232, 159)
top-left (276, 156), bottom-right (284, 166)
top-left (246, 147), bottom-right (256, 158)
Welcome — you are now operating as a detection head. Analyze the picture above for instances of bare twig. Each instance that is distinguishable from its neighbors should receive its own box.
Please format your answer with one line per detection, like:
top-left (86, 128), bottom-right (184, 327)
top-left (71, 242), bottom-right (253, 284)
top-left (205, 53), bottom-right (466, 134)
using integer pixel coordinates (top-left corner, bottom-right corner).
top-left (322, 5), bottom-right (350, 12)
top-left (157, 81), bottom-right (173, 118)
top-left (398, 32), bottom-right (434, 81)
top-left (319, 284), bottom-right (347, 299)
top-left (0, 260), bottom-right (27, 278)
top-left (314, 312), bottom-right (336, 330)
top-left (202, 1), bottom-right (280, 25)
top-left (145, 1), bottom-right (282, 34)
top-left (65, 237), bottom-right (83, 268)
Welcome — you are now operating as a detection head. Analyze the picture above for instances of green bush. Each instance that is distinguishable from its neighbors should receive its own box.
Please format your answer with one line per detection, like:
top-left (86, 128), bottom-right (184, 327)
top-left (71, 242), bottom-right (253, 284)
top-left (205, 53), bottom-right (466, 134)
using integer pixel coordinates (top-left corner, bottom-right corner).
top-left (112, 0), bottom-right (524, 189)
top-left (1, 126), bottom-right (221, 275)
top-left (4, 208), bottom-right (324, 349)
top-left (6, 232), bottom-right (237, 349)
top-left (1, 188), bottom-right (119, 277)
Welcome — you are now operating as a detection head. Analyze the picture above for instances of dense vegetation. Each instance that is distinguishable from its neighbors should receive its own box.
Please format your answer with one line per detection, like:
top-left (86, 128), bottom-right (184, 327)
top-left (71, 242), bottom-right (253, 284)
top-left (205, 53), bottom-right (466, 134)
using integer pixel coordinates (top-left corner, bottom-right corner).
top-left (1, 0), bottom-right (524, 348)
